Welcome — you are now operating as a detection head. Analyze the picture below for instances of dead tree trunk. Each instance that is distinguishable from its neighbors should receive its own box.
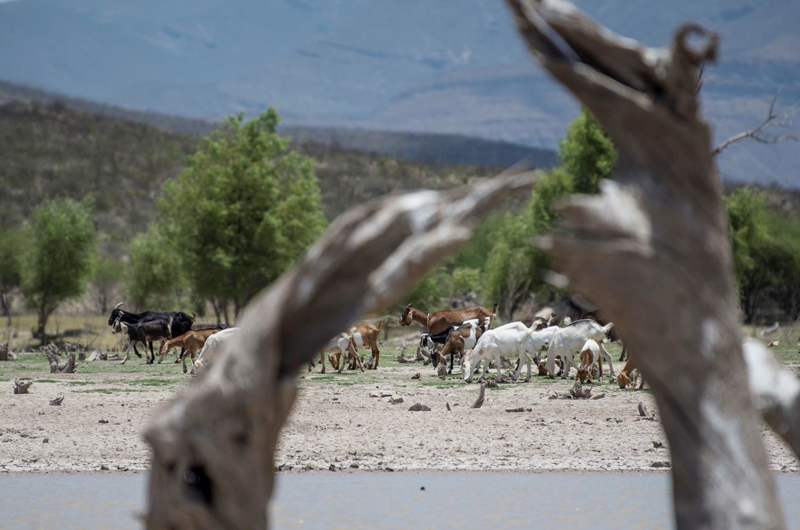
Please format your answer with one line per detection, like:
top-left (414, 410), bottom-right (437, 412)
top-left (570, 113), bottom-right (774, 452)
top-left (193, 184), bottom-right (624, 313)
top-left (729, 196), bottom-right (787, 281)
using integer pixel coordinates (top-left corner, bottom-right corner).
top-left (0, 343), bottom-right (15, 361)
top-left (143, 171), bottom-right (534, 529)
top-left (503, 1), bottom-right (783, 528)
top-left (42, 344), bottom-right (77, 374)
top-left (12, 379), bottom-right (32, 394)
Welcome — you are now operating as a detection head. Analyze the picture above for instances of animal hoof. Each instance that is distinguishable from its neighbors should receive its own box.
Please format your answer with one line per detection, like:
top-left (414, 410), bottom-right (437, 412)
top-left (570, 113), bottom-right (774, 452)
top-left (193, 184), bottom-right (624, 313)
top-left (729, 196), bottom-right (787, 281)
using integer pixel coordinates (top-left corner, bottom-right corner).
top-left (183, 367), bottom-right (187, 374)
top-left (174, 359), bottom-right (180, 364)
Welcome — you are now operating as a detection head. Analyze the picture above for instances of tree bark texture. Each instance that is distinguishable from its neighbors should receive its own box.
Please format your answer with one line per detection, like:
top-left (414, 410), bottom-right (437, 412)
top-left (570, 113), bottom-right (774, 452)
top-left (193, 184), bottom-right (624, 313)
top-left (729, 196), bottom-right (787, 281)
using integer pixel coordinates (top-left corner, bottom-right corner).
top-left (504, 1), bottom-right (783, 528)
top-left (143, 171), bottom-right (534, 529)
top-left (42, 344), bottom-right (77, 373)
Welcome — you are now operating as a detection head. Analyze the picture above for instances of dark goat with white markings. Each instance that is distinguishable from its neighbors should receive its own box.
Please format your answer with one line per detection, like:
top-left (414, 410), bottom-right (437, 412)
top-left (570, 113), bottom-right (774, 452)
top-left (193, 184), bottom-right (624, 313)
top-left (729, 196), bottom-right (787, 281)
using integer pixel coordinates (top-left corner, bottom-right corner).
top-left (107, 302), bottom-right (194, 364)
top-left (112, 317), bottom-right (172, 365)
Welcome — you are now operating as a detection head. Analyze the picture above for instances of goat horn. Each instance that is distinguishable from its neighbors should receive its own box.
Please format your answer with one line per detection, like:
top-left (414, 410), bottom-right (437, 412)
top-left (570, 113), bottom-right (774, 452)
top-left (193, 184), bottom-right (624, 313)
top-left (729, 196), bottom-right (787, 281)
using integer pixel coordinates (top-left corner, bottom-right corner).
top-left (113, 302), bottom-right (124, 310)
top-left (405, 304), bottom-right (412, 310)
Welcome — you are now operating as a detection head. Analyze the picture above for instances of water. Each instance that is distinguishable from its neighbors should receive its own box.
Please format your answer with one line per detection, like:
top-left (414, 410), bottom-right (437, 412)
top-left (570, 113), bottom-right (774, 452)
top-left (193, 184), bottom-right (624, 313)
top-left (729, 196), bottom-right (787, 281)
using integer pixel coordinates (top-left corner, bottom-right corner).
top-left (2, 472), bottom-right (800, 529)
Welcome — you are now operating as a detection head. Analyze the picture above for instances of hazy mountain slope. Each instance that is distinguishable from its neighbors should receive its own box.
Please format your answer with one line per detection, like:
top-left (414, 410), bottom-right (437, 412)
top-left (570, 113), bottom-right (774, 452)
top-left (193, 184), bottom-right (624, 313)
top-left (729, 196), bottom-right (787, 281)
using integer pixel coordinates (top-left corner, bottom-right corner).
top-left (0, 0), bottom-right (797, 185)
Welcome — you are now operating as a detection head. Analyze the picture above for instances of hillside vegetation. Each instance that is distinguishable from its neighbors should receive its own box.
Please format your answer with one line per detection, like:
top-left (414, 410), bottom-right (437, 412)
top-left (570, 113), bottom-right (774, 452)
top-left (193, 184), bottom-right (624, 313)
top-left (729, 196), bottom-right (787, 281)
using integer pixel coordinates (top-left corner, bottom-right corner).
top-left (0, 97), bottom-right (502, 250)
top-left (0, 88), bottom-right (798, 333)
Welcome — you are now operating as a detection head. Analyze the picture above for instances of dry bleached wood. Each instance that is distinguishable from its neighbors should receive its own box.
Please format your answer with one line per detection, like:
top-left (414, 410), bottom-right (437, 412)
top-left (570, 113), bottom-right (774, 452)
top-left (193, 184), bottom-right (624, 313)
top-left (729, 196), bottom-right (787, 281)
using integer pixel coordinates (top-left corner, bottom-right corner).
top-left (143, 170), bottom-right (534, 529)
top-left (712, 92), bottom-right (797, 157)
top-left (0, 343), bottom-right (16, 361)
top-left (41, 344), bottom-right (76, 373)
top-left (742, 339), bottom-right (800, 458)
top-left (12, 379), bottom-right (32, 394)
top-left (505, 0), bottom-right (784, 528)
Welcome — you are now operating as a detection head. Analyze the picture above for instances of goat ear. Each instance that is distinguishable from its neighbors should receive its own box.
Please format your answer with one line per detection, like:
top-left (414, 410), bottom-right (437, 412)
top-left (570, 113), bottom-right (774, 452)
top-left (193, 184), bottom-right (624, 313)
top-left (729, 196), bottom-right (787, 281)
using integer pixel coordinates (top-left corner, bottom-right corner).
top-left (405, 304), bottom-right (412, 310)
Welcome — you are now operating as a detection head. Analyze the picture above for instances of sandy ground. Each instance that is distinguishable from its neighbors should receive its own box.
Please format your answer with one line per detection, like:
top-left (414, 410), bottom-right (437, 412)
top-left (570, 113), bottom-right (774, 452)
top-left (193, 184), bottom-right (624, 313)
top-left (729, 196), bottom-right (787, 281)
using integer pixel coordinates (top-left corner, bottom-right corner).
top-left (1, 342), bottom-right (798, 475)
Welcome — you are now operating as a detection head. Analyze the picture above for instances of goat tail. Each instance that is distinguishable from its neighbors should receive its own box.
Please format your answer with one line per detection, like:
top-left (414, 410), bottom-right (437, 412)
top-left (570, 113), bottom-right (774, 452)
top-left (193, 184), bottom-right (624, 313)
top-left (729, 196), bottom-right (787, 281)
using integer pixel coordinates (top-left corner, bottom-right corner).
top-left (376, 319), bottom-right (385, 331)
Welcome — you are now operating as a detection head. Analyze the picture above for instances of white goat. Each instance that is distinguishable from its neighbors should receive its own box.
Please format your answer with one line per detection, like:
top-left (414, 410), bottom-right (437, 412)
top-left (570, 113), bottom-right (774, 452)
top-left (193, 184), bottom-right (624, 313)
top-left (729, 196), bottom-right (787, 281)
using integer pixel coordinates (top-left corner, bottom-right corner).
top-left (464, 323), bottom-right (559, 383)
top-left (194, 327), bottom-right (239, 373)
top-left (545, 320), bottom-right (614, 379)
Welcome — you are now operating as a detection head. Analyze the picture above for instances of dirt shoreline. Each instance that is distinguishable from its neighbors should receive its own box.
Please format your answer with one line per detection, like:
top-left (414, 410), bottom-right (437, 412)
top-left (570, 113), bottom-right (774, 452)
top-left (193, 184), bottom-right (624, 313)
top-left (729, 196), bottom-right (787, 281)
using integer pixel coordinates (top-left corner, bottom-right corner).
top-left (2, 347), bottom-right (798, 476)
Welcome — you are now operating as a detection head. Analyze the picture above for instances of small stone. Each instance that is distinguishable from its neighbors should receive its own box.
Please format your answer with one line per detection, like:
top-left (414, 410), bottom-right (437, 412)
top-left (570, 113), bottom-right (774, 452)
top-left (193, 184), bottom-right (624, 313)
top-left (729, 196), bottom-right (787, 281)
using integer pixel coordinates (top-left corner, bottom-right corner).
top-left (369, 392), bottom-right (380, 398)
top-left (100, 464), bottom-right (109, 471)
top-left (380, 392), bottom-right (392, 397)
top-left (591, 393), bottom-right (606, 400)
top-left (98, 419), bottom-right (108, 424)
top-left (350, 463), bottom-right (359, 469)
top-left (390, 396), bottom-right (404, 404)
top-left (420, 486), bottom-right (425, 491)
top-left (408, 403), bottom-right (431, 412)
top-left (42, 438), bottom-right (49, 443)
top-left (653, 441), bottom-right (664, 448)
top-left (329, 464), bottom-right (336, 471)
top-left (650, 461), bottom-right (670, 468)
top-left (385, 467), bottom-right (394, 472)
top-left (411, 373), bottom-right (420, 380)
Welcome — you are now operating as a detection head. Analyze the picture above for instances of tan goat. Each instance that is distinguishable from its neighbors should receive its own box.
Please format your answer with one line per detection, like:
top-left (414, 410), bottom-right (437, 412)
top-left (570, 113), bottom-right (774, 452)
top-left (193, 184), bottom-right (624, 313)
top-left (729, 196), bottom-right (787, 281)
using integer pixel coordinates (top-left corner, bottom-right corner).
top-left (347, 319), bottom-right (384, 370)
top-left (158, 328), bottom-right (221, 374)
top-left (617, 353), bottom-right (644, 390)
top-left (400, 304), bottom-right (497, 335)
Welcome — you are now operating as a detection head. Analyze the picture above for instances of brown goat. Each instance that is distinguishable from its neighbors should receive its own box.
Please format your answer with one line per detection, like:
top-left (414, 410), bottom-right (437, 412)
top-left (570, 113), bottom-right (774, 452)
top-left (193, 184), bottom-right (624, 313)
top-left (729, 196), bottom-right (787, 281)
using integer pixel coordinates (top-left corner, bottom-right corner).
top-left (617, 353), bottom-right (644, 389)
top-left (348, 319), bottom-right (384, 370)
top-left (538, 357), bottom-right (563, 376)
top-left (433, 318), bottom-right (489, 374)
top-left (400, 304), bottom-right (497, 334)
top-left (159, 328), bottom-right (221, 374)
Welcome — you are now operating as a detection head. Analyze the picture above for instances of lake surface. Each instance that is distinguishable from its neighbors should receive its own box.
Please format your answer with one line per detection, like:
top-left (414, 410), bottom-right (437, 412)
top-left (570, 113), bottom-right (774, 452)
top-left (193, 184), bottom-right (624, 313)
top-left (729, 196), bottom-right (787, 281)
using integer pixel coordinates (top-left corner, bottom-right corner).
top-left (2, 472), bottom-right (800, 529)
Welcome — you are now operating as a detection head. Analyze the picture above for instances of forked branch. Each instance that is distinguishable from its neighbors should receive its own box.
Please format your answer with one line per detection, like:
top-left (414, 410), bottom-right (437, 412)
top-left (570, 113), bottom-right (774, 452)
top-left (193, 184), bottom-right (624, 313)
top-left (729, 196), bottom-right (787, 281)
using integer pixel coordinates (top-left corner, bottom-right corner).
top-left (143, 170), bottom-right (534, 529)
top-left (712, 92), bottom-right (798, 156)
top-left (505, 0), bottom-right (784, 528)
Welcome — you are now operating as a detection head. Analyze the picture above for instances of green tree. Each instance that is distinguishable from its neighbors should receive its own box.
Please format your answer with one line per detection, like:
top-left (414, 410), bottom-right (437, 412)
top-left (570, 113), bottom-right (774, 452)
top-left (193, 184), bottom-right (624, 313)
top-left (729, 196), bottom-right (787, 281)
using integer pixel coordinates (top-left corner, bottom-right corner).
top-left (89, 253), bottom-right (124, 314)
top-left (157, 109), bottom-right (326, 317)
top-left (480, 109), bottom-right (617, 318)
top-left (0, 228), bottom-right (25, 326)
top-left (725, 188), bottom-right (769, 321)
top-left (558, 108), bottom-right (617, 194)
top-left (21, 198), bottom-right (95, 343)
top-left (125, 226), bottom-right (187, 311)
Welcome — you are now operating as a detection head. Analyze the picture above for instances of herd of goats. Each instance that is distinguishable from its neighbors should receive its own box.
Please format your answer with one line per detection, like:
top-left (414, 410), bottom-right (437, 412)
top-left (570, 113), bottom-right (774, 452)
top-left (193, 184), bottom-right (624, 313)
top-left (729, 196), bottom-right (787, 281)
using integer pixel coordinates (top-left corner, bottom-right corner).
top-left (105, 299), bottom-right (645, 389)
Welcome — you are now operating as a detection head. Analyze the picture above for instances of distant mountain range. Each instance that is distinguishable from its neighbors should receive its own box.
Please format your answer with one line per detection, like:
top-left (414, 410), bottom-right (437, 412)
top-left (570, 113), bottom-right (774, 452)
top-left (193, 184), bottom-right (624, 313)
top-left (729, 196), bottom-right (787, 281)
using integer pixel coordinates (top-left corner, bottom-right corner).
top-left (0, 0), bottom-right (798, 186)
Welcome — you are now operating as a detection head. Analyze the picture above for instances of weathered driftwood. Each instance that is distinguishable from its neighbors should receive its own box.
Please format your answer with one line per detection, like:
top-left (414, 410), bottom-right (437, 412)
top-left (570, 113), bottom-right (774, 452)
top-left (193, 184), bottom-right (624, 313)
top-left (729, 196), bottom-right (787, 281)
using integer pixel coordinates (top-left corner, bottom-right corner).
top-left (742, 339), bottom-right (800, 458)
top-left (504, 0), bottom-right (784, 528)
top-left (41, 344), bottom-right (77, 373)
top-left (13, 379), bottom-right (32, 394)
top-left (85, 350), bottom-right (107, 362)
top-left (0, 342), bottom-right (15, 361)
top-left (471, 382), bottom-right (486, 409)
top-left (549, 380), bottom-right (592, 400)
top-left (143, 171), bottom-right (534, 529)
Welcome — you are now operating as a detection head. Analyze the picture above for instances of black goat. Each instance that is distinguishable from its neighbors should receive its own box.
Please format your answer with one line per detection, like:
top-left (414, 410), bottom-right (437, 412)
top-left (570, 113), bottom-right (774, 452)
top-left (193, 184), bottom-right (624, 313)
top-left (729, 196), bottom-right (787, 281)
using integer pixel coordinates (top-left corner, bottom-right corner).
top-left (107, 303), bottom-right (194, 364)
top-left (112, 318), bottom-right (172, 365)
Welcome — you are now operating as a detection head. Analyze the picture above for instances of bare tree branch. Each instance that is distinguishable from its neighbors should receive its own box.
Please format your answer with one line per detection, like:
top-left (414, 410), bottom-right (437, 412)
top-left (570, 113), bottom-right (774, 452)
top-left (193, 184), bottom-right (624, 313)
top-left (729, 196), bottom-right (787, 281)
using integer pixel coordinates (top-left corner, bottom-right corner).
top-left (143, 169), bottom-right (535, 529)
top-left (505, 0), bottom-right (784, 528)
top-left (743, 339), bottom-right (800, 457)
top-left (712, 92), bottom-right (798, 156)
